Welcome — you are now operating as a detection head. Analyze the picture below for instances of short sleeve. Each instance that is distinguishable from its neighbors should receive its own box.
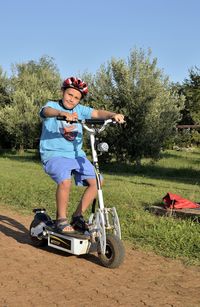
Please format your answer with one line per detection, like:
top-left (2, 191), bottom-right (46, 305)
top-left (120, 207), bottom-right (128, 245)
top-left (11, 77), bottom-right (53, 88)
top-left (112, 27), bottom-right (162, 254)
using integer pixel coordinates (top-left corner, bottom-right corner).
top-left (78, 105), bottom-right (94, 119)
top-left (39, 101), bottom-right (59, 119)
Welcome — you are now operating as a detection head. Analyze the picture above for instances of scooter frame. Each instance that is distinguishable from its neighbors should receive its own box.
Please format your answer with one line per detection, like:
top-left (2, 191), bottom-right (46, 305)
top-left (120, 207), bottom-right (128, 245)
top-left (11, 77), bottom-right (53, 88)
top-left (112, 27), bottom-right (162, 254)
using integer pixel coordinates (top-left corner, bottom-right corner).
top-left (81, 118), bottom-right (122, 254)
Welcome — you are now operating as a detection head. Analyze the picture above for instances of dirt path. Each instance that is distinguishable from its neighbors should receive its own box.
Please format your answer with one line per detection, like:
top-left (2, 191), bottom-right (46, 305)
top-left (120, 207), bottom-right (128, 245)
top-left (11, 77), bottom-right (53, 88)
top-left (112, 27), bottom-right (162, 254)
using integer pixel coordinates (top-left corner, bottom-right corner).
top-left (0, 206), bottom-right (200, 307)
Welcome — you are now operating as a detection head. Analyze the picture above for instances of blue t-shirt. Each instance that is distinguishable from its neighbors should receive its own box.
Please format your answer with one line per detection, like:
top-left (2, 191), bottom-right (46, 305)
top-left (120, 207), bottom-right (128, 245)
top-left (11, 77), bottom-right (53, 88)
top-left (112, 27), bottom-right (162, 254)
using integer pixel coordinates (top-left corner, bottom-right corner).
top-left (39, 101), bottom-right (93, 163)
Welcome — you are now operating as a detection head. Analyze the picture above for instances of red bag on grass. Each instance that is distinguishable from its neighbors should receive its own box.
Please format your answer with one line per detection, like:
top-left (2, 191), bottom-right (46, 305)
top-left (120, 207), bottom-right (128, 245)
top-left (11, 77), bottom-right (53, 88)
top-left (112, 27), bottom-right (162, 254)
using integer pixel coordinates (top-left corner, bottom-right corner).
top-left (163, 193), bottom-right (200, 209)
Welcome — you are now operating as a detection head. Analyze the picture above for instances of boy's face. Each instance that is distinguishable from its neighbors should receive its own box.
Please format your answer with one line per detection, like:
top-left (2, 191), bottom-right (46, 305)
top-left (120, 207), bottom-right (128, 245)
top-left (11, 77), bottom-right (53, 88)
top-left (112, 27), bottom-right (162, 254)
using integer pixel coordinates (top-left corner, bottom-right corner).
top-left (62, 87), bottom-right (82, 109)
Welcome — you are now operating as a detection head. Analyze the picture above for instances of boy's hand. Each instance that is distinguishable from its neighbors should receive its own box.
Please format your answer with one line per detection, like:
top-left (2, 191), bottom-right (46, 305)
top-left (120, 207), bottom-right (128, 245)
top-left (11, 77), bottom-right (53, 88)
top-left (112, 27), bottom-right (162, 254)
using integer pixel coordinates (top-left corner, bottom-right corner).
top-left (112, 114), bottom-right (125, 124)
top-left (61, 112), bottom-right (78, 121)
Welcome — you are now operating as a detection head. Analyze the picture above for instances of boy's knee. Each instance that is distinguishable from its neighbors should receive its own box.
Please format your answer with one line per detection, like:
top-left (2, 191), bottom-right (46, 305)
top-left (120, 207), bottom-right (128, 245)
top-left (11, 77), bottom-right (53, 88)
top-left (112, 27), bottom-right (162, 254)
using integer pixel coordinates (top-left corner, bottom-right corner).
top-left (86, 178), bottom-right (97, 187)
top-left (58, 179), bottom-right (71, 189)
top-left (87, 178), bottom-right (103, 188)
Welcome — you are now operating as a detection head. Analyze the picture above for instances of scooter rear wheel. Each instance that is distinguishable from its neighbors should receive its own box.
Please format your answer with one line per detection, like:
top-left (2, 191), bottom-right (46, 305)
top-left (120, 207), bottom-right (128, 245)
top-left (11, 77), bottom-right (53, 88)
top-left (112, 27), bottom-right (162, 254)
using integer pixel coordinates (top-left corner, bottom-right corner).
top-left (97, 234), bottom-right (125, 268)
top-left (29, 219), bottom-right (47, 247)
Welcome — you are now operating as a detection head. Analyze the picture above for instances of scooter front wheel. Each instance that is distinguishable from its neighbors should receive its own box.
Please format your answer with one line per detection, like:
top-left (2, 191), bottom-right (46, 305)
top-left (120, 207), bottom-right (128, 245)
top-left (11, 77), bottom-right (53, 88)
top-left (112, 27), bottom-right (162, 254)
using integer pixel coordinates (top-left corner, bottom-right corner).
top-left (97, 234), bottom-right (125, 268)
top-left (29, 219), bottom-right (47, 247)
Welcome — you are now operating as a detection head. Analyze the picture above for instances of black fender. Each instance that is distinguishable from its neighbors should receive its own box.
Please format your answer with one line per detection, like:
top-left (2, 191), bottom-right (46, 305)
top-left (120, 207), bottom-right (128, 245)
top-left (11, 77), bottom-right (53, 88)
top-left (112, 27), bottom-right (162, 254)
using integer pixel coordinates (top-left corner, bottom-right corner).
top-left (32, 209), bottom-right (52, 224)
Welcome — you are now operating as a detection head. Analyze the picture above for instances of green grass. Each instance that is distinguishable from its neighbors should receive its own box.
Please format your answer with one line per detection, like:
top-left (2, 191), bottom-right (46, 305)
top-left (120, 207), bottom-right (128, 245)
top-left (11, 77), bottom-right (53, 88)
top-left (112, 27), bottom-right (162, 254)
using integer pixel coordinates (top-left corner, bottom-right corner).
top-left (0, 148), bottom-right (200, 265)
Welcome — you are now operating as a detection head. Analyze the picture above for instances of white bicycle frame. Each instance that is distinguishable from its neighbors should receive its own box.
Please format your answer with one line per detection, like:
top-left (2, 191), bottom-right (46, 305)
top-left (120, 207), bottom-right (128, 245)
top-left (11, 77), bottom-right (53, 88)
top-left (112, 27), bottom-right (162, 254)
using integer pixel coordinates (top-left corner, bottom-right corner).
top-left (82, 119), bottom-right (122, 254)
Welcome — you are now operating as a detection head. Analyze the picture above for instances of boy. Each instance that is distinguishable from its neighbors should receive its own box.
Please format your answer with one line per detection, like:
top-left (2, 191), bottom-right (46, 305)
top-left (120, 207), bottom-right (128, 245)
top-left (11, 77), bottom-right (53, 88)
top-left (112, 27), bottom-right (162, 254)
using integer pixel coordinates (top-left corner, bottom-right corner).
top-left (40, 76), bottom-right (124, 233)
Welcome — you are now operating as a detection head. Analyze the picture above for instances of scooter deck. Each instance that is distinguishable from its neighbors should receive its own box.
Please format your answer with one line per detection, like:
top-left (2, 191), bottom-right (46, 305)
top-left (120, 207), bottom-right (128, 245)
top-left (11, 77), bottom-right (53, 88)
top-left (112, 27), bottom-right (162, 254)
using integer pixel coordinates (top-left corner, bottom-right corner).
top-left (46, 225), bottom-right (91, 240)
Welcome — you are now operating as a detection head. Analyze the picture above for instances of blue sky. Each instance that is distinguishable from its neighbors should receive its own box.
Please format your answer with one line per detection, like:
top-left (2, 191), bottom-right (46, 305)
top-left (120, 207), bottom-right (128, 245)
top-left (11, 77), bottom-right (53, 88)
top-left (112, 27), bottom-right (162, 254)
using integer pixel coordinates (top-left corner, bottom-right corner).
top-left (0, 0), bottom-right (199, 83)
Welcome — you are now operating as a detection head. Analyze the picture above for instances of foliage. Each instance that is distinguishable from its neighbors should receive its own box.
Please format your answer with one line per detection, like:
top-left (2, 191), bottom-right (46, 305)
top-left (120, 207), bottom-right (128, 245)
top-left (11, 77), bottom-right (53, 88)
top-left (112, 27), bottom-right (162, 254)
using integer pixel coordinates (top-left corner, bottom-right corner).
top-left (0, 56), bottom-right (61, 149)
top-left (0, 67), bottom-right (12, 148)
top-left (191, 129), bottom-right (200, 145)
top-left (172, 129), bottom-right (200, 149)
top-left (175, 67), bottom-right (200, 126)
top-left (182, 67), bottom-right (200, 124)
top-left (0, 67), bottom-right (11, 106)
top-left (171, 67), bottom-right (200, 147)
top-left (10, 55), bottom-right (61, 105)
top-left (85, 48), bottom-right (185, 162)
top-left (1, 50), bottom-right (200, 160)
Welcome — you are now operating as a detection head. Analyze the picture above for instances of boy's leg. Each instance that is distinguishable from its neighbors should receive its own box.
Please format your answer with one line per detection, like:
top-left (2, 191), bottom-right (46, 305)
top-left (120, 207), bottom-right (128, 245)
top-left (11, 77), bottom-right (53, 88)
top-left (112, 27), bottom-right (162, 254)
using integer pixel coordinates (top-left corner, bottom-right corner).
top-left (73, 178), bottom-right (98, 216)
top-left (44, 157), bottom-right (77, 232)
top-left (56, 179), bottom-right (74, 231)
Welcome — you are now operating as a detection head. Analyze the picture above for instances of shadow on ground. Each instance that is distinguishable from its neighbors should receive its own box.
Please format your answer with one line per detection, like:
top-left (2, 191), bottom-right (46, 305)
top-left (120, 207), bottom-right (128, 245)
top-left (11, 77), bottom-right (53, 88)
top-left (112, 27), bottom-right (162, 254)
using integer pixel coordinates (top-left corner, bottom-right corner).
top-left (102, 161), bottom-right (200, 185)
top-left (0, 214), bottom-right (30, 244)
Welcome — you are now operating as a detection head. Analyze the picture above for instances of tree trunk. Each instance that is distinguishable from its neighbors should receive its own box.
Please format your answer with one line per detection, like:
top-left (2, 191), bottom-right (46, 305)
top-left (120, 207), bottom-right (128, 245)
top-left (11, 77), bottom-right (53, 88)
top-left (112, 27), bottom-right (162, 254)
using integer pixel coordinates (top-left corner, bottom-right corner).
top-left (19, 144), bottom-right (24, 155)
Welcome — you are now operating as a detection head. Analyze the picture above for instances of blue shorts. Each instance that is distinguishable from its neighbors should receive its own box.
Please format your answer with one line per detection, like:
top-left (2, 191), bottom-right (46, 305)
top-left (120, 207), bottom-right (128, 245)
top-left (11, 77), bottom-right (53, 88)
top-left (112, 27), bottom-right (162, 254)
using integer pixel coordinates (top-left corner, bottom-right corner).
top-left (44, 157), bottom-right (96, 186)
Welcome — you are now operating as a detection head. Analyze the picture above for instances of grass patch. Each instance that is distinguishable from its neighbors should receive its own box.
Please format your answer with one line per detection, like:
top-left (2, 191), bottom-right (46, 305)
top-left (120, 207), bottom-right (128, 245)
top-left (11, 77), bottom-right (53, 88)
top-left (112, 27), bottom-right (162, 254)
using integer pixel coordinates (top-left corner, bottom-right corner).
top-left (0, 148), bottom-right (200, 265)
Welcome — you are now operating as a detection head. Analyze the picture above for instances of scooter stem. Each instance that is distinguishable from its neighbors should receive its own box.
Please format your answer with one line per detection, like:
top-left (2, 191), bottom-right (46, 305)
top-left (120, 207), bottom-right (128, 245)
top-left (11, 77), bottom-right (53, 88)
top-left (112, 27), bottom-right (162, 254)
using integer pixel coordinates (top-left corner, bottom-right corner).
top-left (89, 132), bottom-right (105, 211)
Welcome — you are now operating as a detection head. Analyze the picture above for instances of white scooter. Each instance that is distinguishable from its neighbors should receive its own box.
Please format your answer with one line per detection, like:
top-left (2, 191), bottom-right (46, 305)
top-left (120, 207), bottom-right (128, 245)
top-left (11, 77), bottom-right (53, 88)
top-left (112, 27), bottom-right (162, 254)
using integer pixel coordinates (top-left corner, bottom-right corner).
top-left (29, 118), bottom-right (125, 268)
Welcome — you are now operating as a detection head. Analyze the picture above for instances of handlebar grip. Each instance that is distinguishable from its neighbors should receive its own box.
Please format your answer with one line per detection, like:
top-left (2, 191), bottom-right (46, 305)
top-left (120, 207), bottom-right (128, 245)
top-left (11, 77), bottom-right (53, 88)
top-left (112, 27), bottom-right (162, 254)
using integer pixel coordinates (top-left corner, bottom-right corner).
top-left (84, 119), bottom-right (107, 125)
top-left (56, 116), bottom-right (78, 123)
top-left (57, 116), bottom-right (67, 120)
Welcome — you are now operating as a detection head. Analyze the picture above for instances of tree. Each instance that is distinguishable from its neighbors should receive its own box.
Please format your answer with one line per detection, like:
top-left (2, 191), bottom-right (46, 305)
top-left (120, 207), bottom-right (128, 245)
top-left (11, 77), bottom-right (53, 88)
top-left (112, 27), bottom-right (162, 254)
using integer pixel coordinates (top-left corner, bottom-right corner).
top-left (181, 67), bottom-right (200, 124)
top-left (0, 67), bottom-right (13, 148)
top-left (0, 56), bottom-right (61, 150)
top-left (10, 55), bottom-right (61, 106)
top-left (85, 48), bottom-right (185, 162)
top-left (0, 67), bottom-right (11, 106)
top-left (172, 67), bottom-right (200, 146)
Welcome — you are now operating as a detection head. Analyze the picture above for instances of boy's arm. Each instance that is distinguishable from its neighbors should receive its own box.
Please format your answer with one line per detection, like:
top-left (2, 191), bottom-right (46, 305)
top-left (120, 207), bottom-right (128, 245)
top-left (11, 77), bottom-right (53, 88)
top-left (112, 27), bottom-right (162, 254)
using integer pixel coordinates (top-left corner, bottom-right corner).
top-left (91, 109), bottom-right (125, 123)
top-left (42, 107), bottom-right (78, 121)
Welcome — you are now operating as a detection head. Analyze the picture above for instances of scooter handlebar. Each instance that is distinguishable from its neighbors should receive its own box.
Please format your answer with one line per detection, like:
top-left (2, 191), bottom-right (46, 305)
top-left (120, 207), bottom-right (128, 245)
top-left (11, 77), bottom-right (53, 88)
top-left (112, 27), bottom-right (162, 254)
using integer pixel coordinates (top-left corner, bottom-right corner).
top-left (56, 116), bottom-right (114, 125)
